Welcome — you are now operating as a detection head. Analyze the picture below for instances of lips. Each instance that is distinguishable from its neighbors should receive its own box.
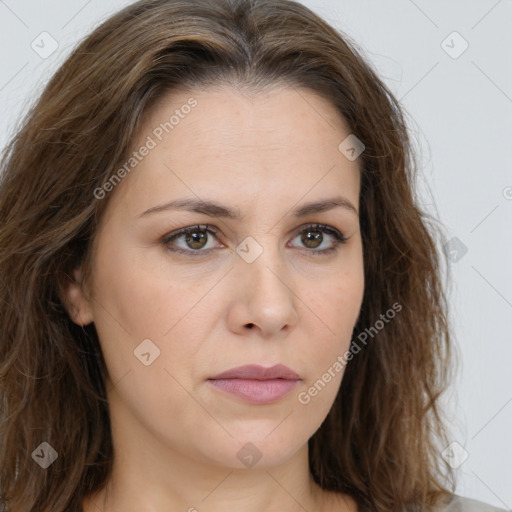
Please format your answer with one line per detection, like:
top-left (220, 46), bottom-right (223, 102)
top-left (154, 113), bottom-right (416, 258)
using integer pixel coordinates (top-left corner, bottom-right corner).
top-left (208, 364), bottom-right (301, 405)
top-left (210, 364), bottom-right (300, 381)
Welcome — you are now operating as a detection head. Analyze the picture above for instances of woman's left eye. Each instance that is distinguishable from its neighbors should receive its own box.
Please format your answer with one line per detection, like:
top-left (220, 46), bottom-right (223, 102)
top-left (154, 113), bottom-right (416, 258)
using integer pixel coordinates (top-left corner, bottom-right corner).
top-left (289, 224), bottom-right (347, 256)
top-left (161, 223), bottom-right (347, 257)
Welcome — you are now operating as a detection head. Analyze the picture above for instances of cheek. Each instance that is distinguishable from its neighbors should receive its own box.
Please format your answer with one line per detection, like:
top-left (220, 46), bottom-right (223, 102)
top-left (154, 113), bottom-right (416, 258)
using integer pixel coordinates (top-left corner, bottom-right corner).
top-left (92, 242), bottom-right (198, 339)
top-left (296, 265), bottom-right (364, 390)
top-left (303, 264), bottom-right (364, 336)
top-left (90, 243), bottom-right (224, 389)
top-left (88, 253), bottom-right (211, 424)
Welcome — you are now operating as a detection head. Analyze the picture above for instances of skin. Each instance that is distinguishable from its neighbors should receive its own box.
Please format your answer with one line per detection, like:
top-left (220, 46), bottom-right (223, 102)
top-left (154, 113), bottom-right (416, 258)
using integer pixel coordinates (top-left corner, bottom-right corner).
top-left (65, 84), bottom-right (365, 511)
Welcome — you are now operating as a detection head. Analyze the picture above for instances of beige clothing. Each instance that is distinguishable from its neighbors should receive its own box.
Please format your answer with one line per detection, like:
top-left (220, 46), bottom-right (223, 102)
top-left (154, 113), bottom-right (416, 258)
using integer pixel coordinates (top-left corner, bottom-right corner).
top-left (441, 495), bottom-right (509, 512)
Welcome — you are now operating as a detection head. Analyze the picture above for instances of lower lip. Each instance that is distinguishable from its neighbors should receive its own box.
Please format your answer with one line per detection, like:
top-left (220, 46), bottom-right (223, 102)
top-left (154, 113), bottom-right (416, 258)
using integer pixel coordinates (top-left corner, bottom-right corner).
top-left (208, 378), bottom-right (299, 404)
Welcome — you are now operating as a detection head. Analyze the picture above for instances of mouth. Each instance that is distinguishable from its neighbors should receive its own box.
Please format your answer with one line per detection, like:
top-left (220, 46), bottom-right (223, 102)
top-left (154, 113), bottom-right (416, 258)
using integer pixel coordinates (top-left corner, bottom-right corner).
top-left (208, 364), bottom-right (301, 405)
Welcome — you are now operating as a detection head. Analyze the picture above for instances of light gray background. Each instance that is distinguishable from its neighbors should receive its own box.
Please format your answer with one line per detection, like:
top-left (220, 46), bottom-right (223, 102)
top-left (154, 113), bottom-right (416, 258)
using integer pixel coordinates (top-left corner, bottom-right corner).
top-left (1, 0), bottom-right (511, 508)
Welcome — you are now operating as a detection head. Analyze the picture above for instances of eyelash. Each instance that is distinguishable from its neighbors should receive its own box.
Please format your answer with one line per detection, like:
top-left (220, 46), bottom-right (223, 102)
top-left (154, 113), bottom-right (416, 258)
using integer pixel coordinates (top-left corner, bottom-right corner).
top-left (161, 223), bottom-right (347, 258)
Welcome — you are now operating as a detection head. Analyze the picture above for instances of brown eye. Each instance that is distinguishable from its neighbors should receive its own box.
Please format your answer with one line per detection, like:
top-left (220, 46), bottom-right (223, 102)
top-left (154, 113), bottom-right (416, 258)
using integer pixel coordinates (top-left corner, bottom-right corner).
top-left (184, 229), bottom-right (208, 250)
top-left (162, 224), bottom-right (220, 256)
top-left (290, 223), bottom-right (347, 256)
top-left (301, 228), bottom-right (323, 249)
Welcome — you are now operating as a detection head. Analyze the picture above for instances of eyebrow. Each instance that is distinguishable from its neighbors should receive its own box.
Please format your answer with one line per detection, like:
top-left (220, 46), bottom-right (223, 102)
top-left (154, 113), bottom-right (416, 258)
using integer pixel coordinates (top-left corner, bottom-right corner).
top-left (138, 195), bottom-right (359, 219)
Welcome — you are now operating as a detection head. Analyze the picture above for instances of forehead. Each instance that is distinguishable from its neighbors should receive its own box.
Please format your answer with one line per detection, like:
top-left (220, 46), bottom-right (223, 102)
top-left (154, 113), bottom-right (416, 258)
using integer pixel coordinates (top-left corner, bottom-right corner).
top-left (143, 84), bottom-right (351, 151)
top-left (105, 84), bottom-right (361, 219)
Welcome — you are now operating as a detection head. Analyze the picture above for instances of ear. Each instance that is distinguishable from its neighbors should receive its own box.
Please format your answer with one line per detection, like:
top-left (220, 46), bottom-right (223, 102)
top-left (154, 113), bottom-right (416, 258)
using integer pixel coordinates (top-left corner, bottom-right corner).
top-left (59, 267), bottom-right (94, 326)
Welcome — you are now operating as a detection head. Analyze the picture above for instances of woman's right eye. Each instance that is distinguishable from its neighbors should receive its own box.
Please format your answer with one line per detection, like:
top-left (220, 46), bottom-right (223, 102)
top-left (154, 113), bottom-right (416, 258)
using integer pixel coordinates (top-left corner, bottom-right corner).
top-left (161, 224), bottom-right (221, 256)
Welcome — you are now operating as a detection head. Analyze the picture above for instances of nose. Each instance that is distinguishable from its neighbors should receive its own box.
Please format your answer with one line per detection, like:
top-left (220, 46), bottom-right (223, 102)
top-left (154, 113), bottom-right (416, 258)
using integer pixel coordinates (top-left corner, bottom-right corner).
top-left (226, 241), bottom-right (299, 338)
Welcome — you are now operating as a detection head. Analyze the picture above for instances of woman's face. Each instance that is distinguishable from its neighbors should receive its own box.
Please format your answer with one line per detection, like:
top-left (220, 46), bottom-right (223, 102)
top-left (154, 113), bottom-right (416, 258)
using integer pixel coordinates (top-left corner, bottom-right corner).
top-left (71, 84), bottom-right (364, 469)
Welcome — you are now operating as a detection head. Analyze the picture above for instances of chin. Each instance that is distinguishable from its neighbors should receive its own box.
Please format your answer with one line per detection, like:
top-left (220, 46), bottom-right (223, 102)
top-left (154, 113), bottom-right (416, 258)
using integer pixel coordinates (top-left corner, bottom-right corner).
top-left (191, 434), bottom-right (307, 470)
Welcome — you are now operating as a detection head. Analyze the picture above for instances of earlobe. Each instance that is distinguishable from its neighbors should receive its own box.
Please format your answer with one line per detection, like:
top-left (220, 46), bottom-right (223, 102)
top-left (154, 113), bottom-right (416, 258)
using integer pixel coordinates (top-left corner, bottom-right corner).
top-left (59, 267), bottom-right (94, 326)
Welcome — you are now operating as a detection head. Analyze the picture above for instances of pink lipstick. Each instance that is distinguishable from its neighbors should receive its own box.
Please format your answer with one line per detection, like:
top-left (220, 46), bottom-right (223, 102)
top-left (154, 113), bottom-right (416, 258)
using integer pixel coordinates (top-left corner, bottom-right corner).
top-left (208, 364), bottom-right (301, 405)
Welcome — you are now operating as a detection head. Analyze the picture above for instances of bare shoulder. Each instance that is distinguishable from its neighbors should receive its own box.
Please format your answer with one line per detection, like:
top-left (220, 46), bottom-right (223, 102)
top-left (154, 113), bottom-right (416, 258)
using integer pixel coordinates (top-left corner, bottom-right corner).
top-left (439, 495), bottom-right (510, 512)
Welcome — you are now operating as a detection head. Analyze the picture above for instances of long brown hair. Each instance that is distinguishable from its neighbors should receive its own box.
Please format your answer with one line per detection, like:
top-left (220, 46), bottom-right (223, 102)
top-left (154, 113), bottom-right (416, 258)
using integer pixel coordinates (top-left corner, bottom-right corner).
top-left (0, 1), bottom-right (456, 510)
